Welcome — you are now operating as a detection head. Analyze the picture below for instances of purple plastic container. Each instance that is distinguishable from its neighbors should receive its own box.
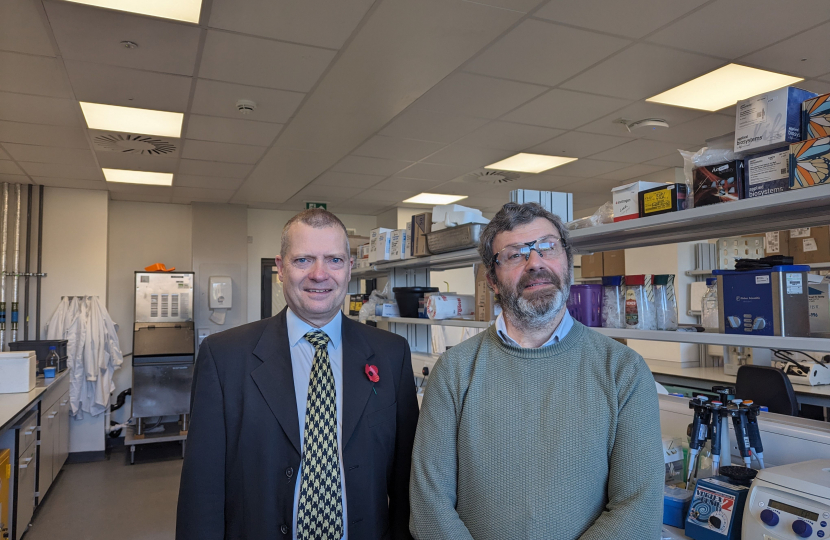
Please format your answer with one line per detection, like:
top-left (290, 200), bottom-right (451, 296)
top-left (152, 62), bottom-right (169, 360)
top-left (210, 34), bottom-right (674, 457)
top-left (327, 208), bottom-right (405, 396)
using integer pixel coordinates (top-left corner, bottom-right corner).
top-left (567, 284), bottom-right (603, 327)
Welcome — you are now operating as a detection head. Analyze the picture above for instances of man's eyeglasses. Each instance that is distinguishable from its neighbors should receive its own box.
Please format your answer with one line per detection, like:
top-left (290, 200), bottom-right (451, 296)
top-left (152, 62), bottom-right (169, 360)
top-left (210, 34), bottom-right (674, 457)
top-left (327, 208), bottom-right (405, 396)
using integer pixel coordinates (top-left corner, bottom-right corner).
top-left (493, 237), bottom-right (566, 269)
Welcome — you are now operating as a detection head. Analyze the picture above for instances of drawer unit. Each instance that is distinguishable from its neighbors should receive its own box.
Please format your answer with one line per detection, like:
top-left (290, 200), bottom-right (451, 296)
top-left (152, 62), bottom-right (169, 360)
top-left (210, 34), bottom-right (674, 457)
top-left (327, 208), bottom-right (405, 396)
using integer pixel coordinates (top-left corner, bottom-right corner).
top-left (14, 443), bottom-right (35, 540)
top-left (16, 412), bottom-right (36, 460)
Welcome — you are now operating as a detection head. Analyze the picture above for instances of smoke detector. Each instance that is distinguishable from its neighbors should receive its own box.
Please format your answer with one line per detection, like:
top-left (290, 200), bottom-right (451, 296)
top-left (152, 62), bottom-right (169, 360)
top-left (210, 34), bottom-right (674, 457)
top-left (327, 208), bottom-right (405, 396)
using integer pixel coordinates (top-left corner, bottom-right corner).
top-left (453, 169), bottom-right (523, 185)
top-left (120, 40), bottom-right (139, 49)
top-left (614, 117), bottom-right (669, 132)
top-left (93, 133), bottom-right (177, 155)
top-left (236, 99), bottom-right (257, 115)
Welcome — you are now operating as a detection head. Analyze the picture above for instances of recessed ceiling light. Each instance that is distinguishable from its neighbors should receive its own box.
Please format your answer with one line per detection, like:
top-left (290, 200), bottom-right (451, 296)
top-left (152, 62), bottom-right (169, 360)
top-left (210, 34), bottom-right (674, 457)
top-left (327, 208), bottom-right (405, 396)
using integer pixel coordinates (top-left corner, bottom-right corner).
top-left (63, 0), bottom-right (202, 23)
top-left (403, 193), bottom-right (468, 205)
top-left (485, 153), bottom-right (577, 174)
top-left (103, 169), bottom-right (173, 186)
top-left (80, 102), bottom-right (183, 138)
top-left (646, 64), bottom-right (803, 111)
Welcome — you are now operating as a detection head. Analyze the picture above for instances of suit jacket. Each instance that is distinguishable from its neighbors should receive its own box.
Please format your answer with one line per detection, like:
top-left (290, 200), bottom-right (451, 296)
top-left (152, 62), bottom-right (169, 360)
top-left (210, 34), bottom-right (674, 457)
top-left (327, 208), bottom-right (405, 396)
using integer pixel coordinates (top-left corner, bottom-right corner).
top-left (176, 309), bottom-right (419, 540)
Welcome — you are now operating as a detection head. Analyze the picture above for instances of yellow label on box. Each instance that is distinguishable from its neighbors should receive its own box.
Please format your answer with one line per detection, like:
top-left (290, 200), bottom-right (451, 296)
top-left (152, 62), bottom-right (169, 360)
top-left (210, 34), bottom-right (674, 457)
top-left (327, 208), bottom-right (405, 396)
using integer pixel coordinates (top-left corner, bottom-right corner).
top-left (643, 189), bottom-right (672, 214)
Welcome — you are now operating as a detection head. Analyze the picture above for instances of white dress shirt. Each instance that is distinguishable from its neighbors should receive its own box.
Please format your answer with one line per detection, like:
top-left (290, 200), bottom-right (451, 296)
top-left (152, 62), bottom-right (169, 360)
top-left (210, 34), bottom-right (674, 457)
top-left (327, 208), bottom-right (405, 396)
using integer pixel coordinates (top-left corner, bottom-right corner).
top-left (286, 308), bottom-right (348, 540)
top-left (495, 309), bottom-right (574, 348)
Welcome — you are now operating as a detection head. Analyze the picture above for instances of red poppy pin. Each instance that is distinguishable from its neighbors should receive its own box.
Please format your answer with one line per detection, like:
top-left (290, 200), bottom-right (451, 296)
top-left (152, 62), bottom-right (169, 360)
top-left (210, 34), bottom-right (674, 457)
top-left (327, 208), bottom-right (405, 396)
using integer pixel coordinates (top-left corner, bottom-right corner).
top-left (365, 364), bottom-right (380, 383)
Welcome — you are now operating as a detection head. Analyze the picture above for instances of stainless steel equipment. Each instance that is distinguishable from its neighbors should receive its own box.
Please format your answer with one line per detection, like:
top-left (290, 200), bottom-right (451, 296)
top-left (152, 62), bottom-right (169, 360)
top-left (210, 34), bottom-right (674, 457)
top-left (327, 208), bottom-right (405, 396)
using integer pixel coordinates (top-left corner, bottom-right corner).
top-left (131, 271), bottom-right (194, 443)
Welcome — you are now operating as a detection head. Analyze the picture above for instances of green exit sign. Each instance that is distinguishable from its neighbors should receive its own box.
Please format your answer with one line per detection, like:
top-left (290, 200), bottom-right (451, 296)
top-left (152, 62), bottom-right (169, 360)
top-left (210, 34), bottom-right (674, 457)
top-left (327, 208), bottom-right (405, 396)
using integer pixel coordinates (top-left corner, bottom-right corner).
top-left (305, 202), bottom-right (327, 210)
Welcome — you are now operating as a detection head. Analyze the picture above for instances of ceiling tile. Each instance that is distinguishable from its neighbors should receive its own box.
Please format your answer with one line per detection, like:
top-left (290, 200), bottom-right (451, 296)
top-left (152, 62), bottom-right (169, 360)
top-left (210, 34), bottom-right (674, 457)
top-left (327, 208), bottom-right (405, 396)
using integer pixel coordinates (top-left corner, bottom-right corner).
top-left (412, 72), bottom-right (547, 119)
top-left (182, 140), bottom-right (266, 164)
top-left (640, 113), bottom-right (737, 146)
top-left (466, 0), bottom-right (543, 11)
top-left (178, 159), bottom-right (253, 178)
top-left (171, 187), bottom-right (235, 202)
top-left (576, 100), bottom-right (710, 138)
top-left (312, 171), bottom-right (385, 189)
top-left (548, 159), bottom-right (629, 178)
top-left (332, 155), bottom-right (413, 176)
top-left (560, 177), bottom-right (622, 194)
top-left (529, 131), bottom-right (631, 158)
top-left (0, 161), bottom-right (24, 175)
top-left (175, 175), bottom-right (243, 190)
top-left (644, 152), bottom-right (685, 168)
top-left (458, 121), bottom-right (564, 151)
top-left (19, 162), bottom-right (101, 180)
top-left (741, 21), bottom-right (830, 78)
top-left (0, 52), bottom-right (70, 98)
top-left (798, 79), bottom-right (830, 95)
top-left (589, 139), bottom-right (681, 163)
top-left (0, 0), bottom-right (55, 56)
top-left (95, 153), bottom-right (178, 173)
top-left (0, 121), bottom-right (89, 149)
top-left (371, 176), bottom-right (444, 192)
top-left (106, 183), bottom-right (171, 196)
top-left (3, 144), bottom-right (95, 166)
top-left (33, 177), bottom-right (105, 190)
top-left (199, 30), bottom-right (336, 92)
top-left (421, 144), bottom-right (512, 170)
top-left (573, 192), bottom-right (613, 210)
top-left (191, 79), bottom-right (304, 124)
top-left (328, 200), bottom-right (392, 215)
top-left (0, 147), bottom-right (8, 159)
top-left (0, 92), bottom-right (79, 126)
top-left (0, 173), bottom-right (29, 182)
top-left (64, 61), bottom-right (192, 112)
top-left (354, 190), bottom-right (417, 203)
top-left (110, 192), bottom-right (173, 203)
top-left (535, 0), bottom-right (708, 39)
top-left (597, 163), bottom-right (667, 181)
top-left (509, 174), bottom-right (582, 191)
top-left (44, 0), bottom-right (201, 76)
top-left (648, 0), bottom-right (830, 59)
top-left (502, 89), bottom-right (631, 129)
top-left (209, 0), bottom-right (374, 49)
top-left (352, 136), bottom-right (445, 162)
top-left (393, 162), bottom-right (471, 182)
top-left (289, 183), bottom-right (364, 200)
top-left (186, 115), bottom-right (282, 146)
top-left (561, 44), bottom-right (724, 101)
top-left (380, 108), bottom-right (488, 144)
top-left (465, 19), bottom-right (630, 87)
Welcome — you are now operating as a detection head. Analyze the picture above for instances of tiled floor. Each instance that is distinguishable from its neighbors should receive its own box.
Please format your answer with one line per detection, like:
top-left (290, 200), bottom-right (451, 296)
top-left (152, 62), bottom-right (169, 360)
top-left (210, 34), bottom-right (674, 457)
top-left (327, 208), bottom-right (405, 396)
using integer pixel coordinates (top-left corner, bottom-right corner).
top-left (25, 442), bottom-right (184, 540)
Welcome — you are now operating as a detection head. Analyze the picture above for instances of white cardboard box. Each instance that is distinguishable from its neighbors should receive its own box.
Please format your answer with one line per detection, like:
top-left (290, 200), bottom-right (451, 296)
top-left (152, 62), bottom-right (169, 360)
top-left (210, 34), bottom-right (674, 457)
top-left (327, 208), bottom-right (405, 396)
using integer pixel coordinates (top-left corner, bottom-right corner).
top-left (368, 228), bottom-right (392, 263)
top-left (734, 86), bottom-right (816, 153)
top-left (0, 351), bottom-right (36, 393)
top-left (611, 181), bottom-right (666, 222)
top-left (389, 229), bottom-right (406, 260)
top-left (375, 231), bottom-right (392, 261)
top-left (809, 280), bottom-right (830, 337)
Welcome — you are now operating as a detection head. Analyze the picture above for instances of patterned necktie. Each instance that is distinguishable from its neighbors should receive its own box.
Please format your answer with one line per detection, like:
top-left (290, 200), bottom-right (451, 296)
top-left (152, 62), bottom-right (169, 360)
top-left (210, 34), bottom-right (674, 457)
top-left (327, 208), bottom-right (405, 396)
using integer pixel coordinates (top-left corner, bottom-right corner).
top-left (297, 330), bottom-right (344, 540)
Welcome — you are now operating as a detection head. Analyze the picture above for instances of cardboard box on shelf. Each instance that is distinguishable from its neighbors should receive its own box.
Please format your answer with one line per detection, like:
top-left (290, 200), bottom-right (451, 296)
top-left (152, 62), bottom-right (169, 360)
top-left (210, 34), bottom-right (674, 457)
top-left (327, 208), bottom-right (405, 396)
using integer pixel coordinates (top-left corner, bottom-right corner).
top-left (612, 181), bottom-right (666, 222)
top-left (808, 279), bottom-right (830, 337)
top-left (375, 231), bottom-right (392, 261)
top-left (744, 147), bottom-right (791, 198)
top-left (692, 161), bottom-right (745, 208)
top-left (801, 93), bottom-right (830, 140)
top-left (789, 226), bottom-right (830, 265)
top-left (580, 252), bottom-right (603, 278)
top-left (389, 229), bottom-right (407, 260)
top-left (764, 230), bottom-right (790, 257)
top-left (602, 250), bottom-right (626, 276)
top-left (638, 183), bottom-right (687, 217)
top-left (790, 137), bottom-right (830, 189)
top-left (411, 213), bottom-right (432, 257)
top-left (368, 228), bottom-right (392, 263)
top-left (474, 264), bottom-right (497, 322)
top-left (734, 86), bottom-right (816, 153)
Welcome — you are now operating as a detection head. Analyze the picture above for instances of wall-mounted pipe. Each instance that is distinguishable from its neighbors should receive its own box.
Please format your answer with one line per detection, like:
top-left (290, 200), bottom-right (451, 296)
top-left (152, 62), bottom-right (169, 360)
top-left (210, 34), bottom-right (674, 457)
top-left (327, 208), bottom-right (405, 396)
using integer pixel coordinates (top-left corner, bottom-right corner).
top-left (12, 184), bottom-right (21, 344)
top-left (23, 184), bottom-right (31, 341)
top-left (36, 185), bottom-right (43, 340)
top-left (0, 183), bottom-right (8, 350)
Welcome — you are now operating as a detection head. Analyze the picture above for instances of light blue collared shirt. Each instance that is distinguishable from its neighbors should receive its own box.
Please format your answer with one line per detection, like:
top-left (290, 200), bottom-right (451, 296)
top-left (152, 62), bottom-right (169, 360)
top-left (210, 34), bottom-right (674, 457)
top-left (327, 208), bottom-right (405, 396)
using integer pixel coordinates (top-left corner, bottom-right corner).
top-left (495, 310), bottom-right (574, 348)
top-left (286, 308), bottom-right (348, 540)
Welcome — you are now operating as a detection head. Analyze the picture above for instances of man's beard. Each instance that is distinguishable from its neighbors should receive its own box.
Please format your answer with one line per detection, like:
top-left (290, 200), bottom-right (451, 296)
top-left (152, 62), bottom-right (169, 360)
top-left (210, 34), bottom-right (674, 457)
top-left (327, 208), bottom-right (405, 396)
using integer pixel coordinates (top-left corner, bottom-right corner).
top-left (497, 268), bottom-right (571, 331)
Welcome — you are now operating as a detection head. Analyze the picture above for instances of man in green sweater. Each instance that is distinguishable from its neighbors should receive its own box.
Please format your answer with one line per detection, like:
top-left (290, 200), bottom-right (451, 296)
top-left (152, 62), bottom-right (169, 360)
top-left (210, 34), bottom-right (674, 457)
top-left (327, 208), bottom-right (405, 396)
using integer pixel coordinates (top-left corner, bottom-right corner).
top-left (410, 202), bottom-right (664, 540)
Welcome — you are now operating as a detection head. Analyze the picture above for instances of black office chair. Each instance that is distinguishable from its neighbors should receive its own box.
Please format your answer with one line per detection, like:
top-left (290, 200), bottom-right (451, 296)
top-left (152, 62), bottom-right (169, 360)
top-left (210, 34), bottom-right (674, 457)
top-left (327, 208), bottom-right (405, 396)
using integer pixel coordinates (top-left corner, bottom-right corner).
top-left (736, 365), bottom-right (799, 416)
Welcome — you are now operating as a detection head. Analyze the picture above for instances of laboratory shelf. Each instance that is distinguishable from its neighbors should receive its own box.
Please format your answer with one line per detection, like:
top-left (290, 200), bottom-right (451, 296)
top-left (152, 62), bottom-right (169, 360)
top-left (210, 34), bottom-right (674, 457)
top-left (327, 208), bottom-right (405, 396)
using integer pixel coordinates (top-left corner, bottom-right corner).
top-left (351, 248), bottom-right (480, 278)
top-left (377, 316), bottom-right (491, 328)
top-left (568, 184), bottom-right (830, 253)
top-left (685, 262), bottom-right (830, 276)
top-left (593, 327), bottom-right (830, 353)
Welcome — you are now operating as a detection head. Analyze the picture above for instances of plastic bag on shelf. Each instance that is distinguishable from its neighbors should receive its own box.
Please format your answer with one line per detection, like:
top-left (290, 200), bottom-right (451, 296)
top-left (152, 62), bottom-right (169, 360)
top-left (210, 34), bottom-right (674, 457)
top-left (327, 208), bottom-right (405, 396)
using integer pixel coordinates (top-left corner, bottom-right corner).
top-left (565, 201), bottom-right (613, 230)
top-left (359, 282), bottom-right (392, 322)
top-left (680, 141), bottom-right (746, 208)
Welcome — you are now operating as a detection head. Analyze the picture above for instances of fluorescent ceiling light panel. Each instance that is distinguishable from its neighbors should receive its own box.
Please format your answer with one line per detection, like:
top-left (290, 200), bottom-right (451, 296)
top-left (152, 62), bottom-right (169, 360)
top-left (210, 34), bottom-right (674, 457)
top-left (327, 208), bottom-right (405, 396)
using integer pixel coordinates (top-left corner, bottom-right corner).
top-left (403, 193), bottom-right (468, 205)
top-left (485, 153), bottom-right (577, 174)
top-left (80, 102), bottom-right (183, 138)
top-left (63, 0), bottom-right (202, 23)
top-left (103, 169), bottom-right (173, 186)
top-left (646, 64), bottom-right (803, 111)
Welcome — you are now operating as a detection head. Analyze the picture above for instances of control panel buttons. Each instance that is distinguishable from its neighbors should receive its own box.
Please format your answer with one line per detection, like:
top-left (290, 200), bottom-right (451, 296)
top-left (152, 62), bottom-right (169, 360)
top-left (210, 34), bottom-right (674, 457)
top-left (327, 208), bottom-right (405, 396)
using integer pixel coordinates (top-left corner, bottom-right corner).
top-left (822, 522), bottom-right (827, 528)
top-left (792, 520), bottom-right (813, 538)
top-left (817, 530), bottom-right (824, 538)
top-left (760, 509), bottom-right (779, 527)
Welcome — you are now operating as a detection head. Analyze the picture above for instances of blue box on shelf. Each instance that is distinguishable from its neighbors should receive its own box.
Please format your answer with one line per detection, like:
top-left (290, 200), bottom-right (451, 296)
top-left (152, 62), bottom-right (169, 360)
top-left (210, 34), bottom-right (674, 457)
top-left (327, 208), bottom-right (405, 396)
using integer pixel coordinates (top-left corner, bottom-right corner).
top-left (743, 147), bottom-right (790, 199)
top-left (664, 486), bottom-right (693, 528)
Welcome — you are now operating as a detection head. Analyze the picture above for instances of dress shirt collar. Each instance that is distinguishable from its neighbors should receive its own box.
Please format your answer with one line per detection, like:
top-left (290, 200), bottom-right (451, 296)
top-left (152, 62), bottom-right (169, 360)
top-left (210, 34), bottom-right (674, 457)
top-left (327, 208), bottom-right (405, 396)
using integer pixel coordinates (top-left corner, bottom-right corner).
top-left (285, 307), bottom-right (342, 350)
top-left (495, 309), bottom-right (573, 348)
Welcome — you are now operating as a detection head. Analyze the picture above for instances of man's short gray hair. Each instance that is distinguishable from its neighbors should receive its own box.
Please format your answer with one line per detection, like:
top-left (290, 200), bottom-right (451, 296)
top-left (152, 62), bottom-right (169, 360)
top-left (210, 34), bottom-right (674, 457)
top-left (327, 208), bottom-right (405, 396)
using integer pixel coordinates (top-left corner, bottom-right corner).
top-left (280, 208), bottom-right (349, 258)
top-left (477, 202), bottom-right (573, 282)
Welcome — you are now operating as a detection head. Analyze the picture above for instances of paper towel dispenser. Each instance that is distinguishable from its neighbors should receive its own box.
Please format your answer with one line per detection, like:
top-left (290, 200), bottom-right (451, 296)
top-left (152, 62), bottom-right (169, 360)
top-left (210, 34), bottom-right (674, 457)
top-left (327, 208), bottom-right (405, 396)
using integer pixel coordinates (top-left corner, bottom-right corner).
top-left (209, 276), bottom-right (232, 309)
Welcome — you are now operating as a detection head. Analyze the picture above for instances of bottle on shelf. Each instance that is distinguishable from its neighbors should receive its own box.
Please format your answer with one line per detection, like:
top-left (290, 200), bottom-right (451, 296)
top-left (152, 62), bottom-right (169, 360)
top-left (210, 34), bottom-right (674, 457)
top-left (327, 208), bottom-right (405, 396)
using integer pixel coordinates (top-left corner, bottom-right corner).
top-left (45, 346), bottom-right (59, 378)
top-left (654, 274), bottom-right (678, 331)
top-left (701, 278), bottom-right (719, 332)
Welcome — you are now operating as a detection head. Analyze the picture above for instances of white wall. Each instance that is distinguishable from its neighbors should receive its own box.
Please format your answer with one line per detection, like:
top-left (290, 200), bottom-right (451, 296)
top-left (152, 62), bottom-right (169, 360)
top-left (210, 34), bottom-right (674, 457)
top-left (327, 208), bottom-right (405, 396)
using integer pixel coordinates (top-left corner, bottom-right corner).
top-left (41, 188), bottom-right (109, 453)
top-left (107, 201), bottom-right (193, 425)
top-left (246, 208), bottom-right (376, 323)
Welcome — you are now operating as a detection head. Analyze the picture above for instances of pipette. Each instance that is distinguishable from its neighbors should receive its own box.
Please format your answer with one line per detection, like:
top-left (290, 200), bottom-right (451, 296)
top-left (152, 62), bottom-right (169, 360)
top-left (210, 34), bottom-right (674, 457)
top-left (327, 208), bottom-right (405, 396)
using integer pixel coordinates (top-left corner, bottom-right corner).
top-left (743, 401), bottom-right (765, 469)
top-left (686, 396), bottom-right (709, 486)
top-left (730, 399), bottom-right (752, 468)
top-left (710, 401), bottom-right (723, 475)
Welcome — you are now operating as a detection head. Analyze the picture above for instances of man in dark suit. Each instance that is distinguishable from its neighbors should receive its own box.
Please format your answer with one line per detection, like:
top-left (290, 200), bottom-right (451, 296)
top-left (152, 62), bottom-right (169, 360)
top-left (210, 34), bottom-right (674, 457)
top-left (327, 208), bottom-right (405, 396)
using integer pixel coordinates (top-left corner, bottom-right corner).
top-left (177, 209), bottom-right (419, 540)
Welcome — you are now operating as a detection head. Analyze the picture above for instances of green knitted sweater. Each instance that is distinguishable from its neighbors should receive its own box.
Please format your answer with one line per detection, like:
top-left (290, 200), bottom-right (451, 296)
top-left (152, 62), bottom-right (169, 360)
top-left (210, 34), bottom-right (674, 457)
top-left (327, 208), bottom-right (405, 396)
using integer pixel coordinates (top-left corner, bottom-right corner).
top-left (410, 322), bottom-right (664, 540)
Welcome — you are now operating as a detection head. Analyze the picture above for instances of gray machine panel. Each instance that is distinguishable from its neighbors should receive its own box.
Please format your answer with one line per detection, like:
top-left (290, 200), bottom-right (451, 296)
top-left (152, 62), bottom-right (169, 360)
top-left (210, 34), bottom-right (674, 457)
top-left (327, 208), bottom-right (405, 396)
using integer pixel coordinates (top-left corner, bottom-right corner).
top-left (133, 322), bottom-right (195, 357)
top-left (132, 363), bottom-right (194, 417)
top-left (135, 272), bottom-right (194, 323)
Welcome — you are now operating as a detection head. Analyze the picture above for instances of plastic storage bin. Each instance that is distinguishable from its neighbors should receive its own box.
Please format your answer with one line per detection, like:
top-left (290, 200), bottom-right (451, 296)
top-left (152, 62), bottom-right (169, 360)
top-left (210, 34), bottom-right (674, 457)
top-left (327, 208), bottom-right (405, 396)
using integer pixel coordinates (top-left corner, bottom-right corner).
top-left (0, 351), bottom-right (36, 393)
top-left (663, 485), bottom-right (693, 528)
top-left (393, 287), bottom-right (439, 318)
top-left (701, 278), bottom-right (719, 331)
top-left (601, 276), bottom-right (625, 329)
top-left (654, 274), bottom-right (678, 331)
top-left (567, 284), bottom-right (602, 327)
top-left (625, 275), bottom-right (656, 330)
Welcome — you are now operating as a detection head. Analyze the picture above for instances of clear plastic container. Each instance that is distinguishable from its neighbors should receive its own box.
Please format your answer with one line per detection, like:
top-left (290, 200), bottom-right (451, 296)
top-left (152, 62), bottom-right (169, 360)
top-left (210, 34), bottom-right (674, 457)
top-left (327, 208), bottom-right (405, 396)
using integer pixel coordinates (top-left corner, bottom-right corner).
top-left (625, 275), bottom-right (657, 330)
top-left (654, 274), bottom-right (678, 331)
top-left (601, 276), bottom-right (625, 329)
top-left (46, 346), bottom-right (59, 368)
top-left (701, 278), bottom-right (719, 331)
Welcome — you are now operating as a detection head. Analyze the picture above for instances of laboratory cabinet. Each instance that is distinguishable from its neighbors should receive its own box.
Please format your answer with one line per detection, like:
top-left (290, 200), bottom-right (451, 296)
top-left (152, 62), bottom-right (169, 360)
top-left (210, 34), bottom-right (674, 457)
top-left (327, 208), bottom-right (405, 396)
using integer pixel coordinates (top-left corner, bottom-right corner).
top-left (38, 374), bottom-right (70, 502)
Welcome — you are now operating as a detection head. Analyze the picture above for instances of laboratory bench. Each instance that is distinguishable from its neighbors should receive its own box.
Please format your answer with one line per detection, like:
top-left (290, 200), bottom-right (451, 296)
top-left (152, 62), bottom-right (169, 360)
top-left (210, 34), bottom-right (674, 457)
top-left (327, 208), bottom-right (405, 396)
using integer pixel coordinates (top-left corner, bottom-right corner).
top-left (0, 369), bottom-right (70, 540)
